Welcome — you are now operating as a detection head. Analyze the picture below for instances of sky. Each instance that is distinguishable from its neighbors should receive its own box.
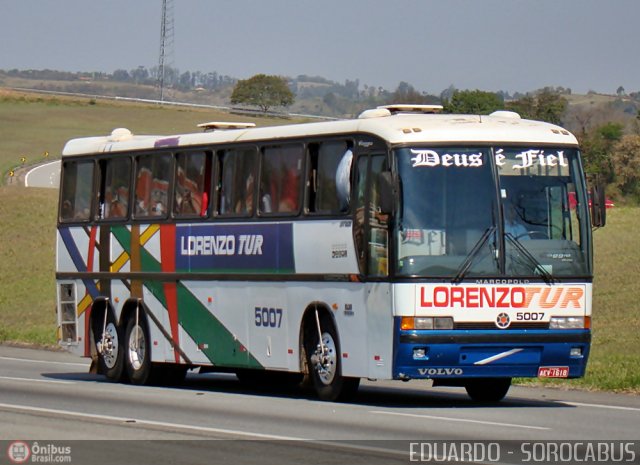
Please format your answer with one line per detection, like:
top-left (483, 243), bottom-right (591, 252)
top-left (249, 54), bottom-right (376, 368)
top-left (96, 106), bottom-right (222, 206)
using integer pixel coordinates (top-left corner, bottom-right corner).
top-left (1, 0), bottom-right (639, 96)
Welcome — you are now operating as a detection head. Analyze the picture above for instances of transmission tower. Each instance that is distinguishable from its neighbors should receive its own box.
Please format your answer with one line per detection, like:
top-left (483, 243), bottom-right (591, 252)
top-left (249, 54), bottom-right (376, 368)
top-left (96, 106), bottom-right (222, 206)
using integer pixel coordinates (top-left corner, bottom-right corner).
top-left (158, 0), bottom-right (174, 101)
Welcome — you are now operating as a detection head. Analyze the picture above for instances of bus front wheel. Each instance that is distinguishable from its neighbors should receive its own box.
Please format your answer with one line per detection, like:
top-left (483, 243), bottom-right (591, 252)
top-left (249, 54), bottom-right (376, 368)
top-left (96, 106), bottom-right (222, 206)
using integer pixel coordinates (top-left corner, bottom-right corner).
top-left (305, 316), bottom-right (359, 402)
top-left (464, 377), bottom-right (512, 402)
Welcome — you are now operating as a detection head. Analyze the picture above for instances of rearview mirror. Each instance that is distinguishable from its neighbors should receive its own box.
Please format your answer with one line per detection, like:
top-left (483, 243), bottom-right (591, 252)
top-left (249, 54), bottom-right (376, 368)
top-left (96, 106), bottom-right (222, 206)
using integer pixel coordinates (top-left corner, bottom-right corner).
top-left (590, 184), bottom-right (606, 228)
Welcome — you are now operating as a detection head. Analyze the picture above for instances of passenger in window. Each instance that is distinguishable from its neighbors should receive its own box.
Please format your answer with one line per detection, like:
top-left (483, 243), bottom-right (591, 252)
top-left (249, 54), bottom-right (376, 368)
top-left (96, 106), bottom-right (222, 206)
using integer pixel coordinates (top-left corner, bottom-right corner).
top-left (200, 191), bottom-right (208, 217)
top-left (176, 190), bottom-right (191, 214)
top-left (279, 167), bottom-right (300, 212)
top-left (236, 173), bottom-right (255, 214)
top-left (61, 200), bottom-right (73, 220)
top-left (260, 172), bottom-right (273, 213)
top-left (109, 199), bottom-right (127, 218)
top-left (153, 202), bottom-right (164, 215)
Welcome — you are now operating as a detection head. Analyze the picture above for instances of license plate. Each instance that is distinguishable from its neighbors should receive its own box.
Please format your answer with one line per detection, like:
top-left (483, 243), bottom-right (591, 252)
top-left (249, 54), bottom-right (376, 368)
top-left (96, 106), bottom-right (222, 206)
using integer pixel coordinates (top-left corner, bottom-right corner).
top-left (538, 366), bottom-right (569, 378)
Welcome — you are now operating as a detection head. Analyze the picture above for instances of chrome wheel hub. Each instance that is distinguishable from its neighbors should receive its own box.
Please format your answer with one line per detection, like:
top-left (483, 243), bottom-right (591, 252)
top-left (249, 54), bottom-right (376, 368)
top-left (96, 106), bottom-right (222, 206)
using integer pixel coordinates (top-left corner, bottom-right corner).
top-left (99, 322), bottom-right (119, 369)
top-left (313, 332), bottom-right (337, 385)
top-left (127, 323), bottom-right (146, 371)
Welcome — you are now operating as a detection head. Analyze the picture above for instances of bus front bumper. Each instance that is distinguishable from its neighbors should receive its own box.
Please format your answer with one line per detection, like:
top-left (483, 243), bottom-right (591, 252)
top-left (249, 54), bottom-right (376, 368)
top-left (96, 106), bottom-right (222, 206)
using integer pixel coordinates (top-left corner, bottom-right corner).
top-left (393, 326), bottom-right (591, 380)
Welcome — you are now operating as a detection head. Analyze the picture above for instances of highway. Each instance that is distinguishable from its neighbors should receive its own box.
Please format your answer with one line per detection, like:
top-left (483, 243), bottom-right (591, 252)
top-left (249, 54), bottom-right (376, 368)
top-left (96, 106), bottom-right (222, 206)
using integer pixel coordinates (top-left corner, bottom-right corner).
top-left (0, 345), bottom-right (638, 464)
top-left (23, 160), bottom-right (60, 188)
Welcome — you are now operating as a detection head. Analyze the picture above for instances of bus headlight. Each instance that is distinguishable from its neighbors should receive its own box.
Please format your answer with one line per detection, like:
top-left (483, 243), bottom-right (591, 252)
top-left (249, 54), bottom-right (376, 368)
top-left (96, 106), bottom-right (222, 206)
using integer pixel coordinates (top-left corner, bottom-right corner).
top-left (402, 317), bottom-right (454, 330)
top-left (549, 316), bottom-right (585, 329)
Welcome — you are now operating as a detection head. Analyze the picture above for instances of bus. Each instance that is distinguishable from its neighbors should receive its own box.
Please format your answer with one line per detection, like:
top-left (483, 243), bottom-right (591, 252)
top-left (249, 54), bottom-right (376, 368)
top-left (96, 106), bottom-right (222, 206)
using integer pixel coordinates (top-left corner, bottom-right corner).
top-left (56, 104), bottom-right (605, 402)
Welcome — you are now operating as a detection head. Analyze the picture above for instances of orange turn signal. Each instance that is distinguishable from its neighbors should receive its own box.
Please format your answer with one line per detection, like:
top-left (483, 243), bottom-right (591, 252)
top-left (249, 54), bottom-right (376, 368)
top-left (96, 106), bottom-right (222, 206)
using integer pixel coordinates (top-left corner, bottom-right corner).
top-left (401, 317), bottom-right (414, 330)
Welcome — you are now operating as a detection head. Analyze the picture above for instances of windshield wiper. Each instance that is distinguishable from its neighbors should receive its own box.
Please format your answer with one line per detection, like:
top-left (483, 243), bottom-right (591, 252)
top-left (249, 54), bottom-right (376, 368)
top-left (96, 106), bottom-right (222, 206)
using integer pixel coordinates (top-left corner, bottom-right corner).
top-left (452, 226), bottom-right (496, 284)
top-left (504, 233), bottom-right (555, 285)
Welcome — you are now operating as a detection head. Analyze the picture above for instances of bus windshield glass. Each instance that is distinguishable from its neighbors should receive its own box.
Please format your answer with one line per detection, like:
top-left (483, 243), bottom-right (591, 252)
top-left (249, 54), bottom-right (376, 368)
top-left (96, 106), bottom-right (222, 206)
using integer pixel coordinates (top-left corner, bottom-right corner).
top-left (395, 146), bottom-right (590, 279)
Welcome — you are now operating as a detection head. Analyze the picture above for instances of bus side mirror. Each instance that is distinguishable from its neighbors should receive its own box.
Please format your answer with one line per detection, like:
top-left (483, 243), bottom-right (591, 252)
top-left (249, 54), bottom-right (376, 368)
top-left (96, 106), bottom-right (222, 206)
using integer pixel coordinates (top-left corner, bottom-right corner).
top-left (378, 172), bottom-right (394, 214)
top-left (590, 184), bottom-right (606, 228)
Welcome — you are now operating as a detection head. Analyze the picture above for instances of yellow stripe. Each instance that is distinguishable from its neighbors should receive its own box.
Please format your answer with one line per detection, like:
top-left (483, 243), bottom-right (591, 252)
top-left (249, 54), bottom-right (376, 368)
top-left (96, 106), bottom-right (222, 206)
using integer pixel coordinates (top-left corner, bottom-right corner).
top-left (77, 292), bottom-right (94, 317)
top-left (75, 226), bottom-right (161, 317)
top-left (108, 224), bottom-right (158, 273)
top-left (77, 281), bottom-right (101, 317)
top-left (140, 224), bottom-right (160, 245)
top-left (111, 251), bottom-right (130, 273)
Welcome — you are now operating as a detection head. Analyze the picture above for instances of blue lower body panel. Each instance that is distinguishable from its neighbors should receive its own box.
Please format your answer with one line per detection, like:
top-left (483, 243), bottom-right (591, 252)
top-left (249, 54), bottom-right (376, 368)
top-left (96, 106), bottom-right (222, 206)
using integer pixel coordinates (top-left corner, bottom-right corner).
top-left (392, 318), bottom-right (591, 380)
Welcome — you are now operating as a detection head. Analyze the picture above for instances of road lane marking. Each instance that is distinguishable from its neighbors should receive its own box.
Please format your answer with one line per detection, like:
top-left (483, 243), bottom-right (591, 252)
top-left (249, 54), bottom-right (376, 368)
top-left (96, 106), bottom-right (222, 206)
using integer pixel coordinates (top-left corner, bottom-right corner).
top-left (0, 402), bottom-right (309, 440)
top-left (370, 410), bottom-right (549, 430)
top-left (0, 356), bottom-right (88, 368)
top-left (0, 402), bottom-right (410, 460)
top-left (0, 403), bottom-right (414, 461)
top-left (0, 376), bottom-right (74, 385)
top-left (562, 401), bottom-right (640, 412)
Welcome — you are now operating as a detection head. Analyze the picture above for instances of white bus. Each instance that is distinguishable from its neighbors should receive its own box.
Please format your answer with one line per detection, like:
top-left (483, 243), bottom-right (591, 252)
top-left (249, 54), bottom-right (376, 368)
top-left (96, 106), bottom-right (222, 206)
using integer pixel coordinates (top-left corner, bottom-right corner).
top-left (56, 105), bottom-right (603, 401)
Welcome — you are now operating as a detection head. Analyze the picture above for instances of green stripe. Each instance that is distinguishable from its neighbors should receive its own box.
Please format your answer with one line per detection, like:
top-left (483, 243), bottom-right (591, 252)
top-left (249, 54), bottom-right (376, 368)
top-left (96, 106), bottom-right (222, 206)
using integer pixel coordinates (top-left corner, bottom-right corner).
top-left (176, 283), bottom-right (262, 369)
top-left (110, 225), bottom-right (262, 368)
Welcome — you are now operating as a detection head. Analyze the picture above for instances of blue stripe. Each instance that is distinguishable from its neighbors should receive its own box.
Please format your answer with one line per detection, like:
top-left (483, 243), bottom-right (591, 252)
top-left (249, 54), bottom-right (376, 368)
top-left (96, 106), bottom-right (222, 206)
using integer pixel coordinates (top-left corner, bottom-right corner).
top-left (59, 227), bottom-right (100, 298)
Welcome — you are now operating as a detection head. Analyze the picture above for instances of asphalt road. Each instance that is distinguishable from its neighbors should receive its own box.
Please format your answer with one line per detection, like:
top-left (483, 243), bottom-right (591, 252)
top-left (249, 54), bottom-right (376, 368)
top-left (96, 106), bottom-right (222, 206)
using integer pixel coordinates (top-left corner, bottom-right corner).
top-left (0, 345), bottom-right (638, 464)
top-left (23, 160), bottom-right (60, 188)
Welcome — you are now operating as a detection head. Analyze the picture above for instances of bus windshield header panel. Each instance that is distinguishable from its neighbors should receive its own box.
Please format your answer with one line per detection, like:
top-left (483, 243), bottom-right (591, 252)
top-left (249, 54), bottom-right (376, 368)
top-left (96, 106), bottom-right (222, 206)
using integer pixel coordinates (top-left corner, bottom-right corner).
top-left (395, 146), bottom-right (591, 279)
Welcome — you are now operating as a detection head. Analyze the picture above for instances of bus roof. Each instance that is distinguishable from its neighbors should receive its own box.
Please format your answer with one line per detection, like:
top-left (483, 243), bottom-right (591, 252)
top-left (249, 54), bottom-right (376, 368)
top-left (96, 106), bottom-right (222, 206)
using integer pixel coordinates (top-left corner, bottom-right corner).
top-left (61, 108), bottom-right (579, 157)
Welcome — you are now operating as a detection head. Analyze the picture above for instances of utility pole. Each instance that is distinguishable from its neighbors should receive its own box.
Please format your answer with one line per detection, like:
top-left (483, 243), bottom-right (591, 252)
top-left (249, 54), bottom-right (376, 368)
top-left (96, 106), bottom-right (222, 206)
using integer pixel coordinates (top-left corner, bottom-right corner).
top-left (158, 0), bottom-right (174, 102)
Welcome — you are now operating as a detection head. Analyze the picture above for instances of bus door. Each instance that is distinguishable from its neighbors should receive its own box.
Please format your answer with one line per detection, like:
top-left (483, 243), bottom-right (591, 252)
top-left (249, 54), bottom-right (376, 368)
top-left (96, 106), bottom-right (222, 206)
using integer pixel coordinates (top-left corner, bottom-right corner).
top-left (352, 147), bottom-right (395, 379)
top-left (354, 151), bottom-right (390, 276)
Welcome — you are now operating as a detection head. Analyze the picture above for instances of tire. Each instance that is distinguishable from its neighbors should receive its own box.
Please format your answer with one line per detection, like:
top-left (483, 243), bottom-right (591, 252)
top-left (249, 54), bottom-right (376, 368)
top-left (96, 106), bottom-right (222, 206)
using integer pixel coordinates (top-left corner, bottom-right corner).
top-left (124, 314), bottom-right (153, 385)
top-left (305, 316), bottom-right (360, 402)
top-left (465, 377), bottom-right (512, 402)
top-left (92, 309), bottom-right (126, 382)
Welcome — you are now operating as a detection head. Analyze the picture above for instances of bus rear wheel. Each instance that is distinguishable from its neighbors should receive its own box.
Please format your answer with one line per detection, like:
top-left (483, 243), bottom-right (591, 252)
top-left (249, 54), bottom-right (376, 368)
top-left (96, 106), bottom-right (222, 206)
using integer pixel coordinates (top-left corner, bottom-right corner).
top-left (124, 315), bottom-right (152, 385)
top-left (464, 377), bottom-right (512, 402)
top-left (305, 316), bottom-right (359, 402)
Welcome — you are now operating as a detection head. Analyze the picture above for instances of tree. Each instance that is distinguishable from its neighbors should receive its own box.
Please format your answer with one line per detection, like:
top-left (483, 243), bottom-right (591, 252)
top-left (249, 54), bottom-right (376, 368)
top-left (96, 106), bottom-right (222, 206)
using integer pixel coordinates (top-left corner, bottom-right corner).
top-left (230, 74), bottom-right (294, 112)
top-left (579, 122), bottom-right (624, 182)
top-left (507, 89), bottom-right (567, 125)
top-left (611, 135), bottom-right (640, 200)
top-left (388, 81), bottom-right (440, 105)
top-left (443, 90), bottom-right (503, 114)
top-left (534, 89), bottom-right (568, 125)
top-left (112, 69), bottom-right (131, 82)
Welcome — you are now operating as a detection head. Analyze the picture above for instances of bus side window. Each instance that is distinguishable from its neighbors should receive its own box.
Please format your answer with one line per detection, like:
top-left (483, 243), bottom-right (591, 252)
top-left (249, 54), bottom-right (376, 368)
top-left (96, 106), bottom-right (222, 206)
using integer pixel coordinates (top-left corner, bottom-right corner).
top-left (60, 160), bottom-right (94, 222)
top-left (174, 151), bottom-right (209, 218)
top-left (307, 140), bottom-right (352, 214)
top-left (98, 157), bottom-right (131, 220)
top-left (217, 148), bottom-right (257, 216)
top-left (260, 145), bottom-right (303, 214)
top-left (134, 154), bottom-right (171, 218)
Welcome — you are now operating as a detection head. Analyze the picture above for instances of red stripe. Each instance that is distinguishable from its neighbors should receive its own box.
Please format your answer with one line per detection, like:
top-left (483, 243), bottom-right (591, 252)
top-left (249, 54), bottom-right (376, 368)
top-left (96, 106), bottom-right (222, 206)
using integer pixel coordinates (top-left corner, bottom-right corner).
top-left (87, 226), bottom-right (98, 272)
top-left (84, 226), bottom-right (98, 357)
top-left (160, 224), bottom-right (181, 363)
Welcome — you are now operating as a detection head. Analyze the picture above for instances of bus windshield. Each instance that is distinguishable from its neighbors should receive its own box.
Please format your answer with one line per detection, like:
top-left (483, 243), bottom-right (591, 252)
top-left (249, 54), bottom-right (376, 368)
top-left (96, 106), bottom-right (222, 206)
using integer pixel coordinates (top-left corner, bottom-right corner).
top-left (395, 146), bottom-right (591, 279)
